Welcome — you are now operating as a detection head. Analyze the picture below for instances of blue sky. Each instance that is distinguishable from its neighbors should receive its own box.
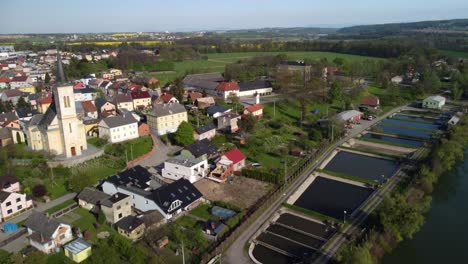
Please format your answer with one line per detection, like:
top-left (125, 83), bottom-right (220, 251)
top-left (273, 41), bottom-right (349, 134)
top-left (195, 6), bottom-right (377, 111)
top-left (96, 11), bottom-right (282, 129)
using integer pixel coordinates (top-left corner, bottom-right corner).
top-left (3, 0), bottom-right (468, 33)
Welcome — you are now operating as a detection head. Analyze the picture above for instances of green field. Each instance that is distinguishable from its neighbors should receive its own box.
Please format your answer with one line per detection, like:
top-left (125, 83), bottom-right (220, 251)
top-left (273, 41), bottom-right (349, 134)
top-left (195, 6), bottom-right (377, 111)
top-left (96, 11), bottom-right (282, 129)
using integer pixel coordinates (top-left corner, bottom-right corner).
top-left (440, 50), bottom-right (468, 59)
top-left (150, 51), bottom-right (382, 83)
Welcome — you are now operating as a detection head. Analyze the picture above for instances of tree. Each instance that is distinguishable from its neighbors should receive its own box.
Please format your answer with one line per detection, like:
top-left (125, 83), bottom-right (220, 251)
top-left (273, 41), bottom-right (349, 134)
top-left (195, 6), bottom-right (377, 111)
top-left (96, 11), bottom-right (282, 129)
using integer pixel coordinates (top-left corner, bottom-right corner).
top-left (16, 97), bottom-right (29, 108)
top-left (68, 169), bottom-right (94, 192)
top-left (0, 249), bottom-right (11, 264)
top-left (239, 114), bottom-right (256, 133)
top-left (173, 121), bottom-right (194, 146)
top-left (451, 82), bottom-right (463, 100)
top-left (32, 184), bottom-right (47, 198)
top-left (87, 242), bottom-right (120, 264)
top-left (44, 73), bottom-right (51, 84)
top-left (170, 77), bottom-right (185, 103)
top-left (328, 81), bottom-right (343, 102)
top-left (23, 250), bottom-right (47, 264)
top-left (421, 71), bottom-right (441, 93)
top-left (343, 242), bottom-right (373, 264)
top-left (97, 210), bottom-right (106, 224)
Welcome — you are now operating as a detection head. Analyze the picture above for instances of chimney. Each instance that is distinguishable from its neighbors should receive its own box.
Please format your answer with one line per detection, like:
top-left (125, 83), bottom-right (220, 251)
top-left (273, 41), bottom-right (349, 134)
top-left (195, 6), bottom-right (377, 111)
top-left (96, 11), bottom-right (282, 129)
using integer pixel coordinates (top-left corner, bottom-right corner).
top-left (255, 94), bottom-right (260, 105)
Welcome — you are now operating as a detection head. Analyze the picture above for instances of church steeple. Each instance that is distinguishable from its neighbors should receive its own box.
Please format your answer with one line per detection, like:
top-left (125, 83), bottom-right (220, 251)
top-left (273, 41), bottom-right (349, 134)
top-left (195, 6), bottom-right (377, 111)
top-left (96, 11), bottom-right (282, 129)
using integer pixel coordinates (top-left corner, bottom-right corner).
top-left (56, 51), bottom-right (67, 84)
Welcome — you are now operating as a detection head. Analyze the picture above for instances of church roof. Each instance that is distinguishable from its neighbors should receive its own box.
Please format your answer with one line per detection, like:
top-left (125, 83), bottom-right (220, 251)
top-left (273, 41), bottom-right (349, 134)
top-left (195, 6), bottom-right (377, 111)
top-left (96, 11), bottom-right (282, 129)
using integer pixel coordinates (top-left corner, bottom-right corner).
top-left (37, 101), bottom-right (57, 129)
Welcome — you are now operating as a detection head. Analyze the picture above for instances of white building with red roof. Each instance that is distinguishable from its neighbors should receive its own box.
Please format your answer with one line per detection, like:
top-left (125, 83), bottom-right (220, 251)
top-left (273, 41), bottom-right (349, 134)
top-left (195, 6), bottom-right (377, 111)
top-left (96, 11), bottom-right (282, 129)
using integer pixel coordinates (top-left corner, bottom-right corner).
top-left (222, 148), bottom-right (246, 171)
top-left (216, 82), bottom-right (240, 99)
top-left (243, 104), bottom-right (263, 119)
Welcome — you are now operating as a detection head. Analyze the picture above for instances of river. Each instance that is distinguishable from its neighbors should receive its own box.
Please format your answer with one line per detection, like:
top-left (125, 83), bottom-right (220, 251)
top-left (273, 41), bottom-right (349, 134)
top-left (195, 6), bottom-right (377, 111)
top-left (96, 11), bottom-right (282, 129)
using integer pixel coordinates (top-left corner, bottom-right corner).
top-left (382, 149), bottom-right (468, 264)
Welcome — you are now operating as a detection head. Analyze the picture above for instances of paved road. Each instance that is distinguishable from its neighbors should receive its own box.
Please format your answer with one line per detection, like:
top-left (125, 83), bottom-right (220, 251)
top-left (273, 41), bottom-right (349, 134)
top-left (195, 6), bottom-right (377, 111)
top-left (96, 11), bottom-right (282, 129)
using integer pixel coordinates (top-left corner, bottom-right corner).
top-left (136, 130), bottom-right (182, 168)
top-left (223, 105), bottom-right (408, 264)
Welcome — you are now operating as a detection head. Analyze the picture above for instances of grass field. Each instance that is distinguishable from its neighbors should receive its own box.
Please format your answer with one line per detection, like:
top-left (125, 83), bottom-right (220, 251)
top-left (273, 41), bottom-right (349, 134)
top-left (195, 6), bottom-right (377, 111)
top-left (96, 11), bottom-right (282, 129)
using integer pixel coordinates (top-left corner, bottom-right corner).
top-left (149, 51), bottom-right (382, 83)
top-left (440, 50), bottom-right (468, 59)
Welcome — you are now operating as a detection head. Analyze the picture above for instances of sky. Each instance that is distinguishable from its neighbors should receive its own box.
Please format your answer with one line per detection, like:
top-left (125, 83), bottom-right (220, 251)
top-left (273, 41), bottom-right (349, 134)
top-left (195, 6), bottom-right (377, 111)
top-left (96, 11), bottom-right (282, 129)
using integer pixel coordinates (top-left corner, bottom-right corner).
top-left (3, 0), bottom-right (468, 34)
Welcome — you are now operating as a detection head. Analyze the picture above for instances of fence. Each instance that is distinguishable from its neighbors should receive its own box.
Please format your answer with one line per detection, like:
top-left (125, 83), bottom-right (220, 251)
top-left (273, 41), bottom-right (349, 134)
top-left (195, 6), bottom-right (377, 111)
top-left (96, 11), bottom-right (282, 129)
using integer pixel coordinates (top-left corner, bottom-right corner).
top-left (51, 204), bottom-right (79, 218)
top-left (201, 139), bottom-right (340, 263)
top-left (0, 229), bottom-right (27, 247)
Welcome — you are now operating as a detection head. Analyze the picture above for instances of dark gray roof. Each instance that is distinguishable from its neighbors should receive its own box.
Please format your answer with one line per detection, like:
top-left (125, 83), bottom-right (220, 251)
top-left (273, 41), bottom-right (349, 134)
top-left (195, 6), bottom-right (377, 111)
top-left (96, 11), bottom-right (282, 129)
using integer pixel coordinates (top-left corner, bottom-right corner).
top-left (105, 165), bottom-right (152, 191)
top-left (195, 123), bottom-right (216, 135)
top-left (73, 87), bottom-right (95, 94)
top-left (101, 192), bottom-right (129, 207)
top-left (0, 127), bottom-right (10, 140)
top-left (37, 101), bottom-right (57, 129)
top-left (150, 103), bottom-right (186, 117)
top-left (28, 93), bottom-right (43, 101)
top-left (100, 114), bottom-right (137, 128)
top-left (115, 215), bottom-right (144, 232)
top-left (239, 80), bottom-right (272, 91)
top-left (0, 175), bottom-right (18, 189)
top-left (185, 138), bottom-right (218, 158)
top-left (77, 187), bottom-right (110, 205)
top-left (148, 178), bottom-right (203, 214)
top-left (16, 107), bottom-right (38, 119)
top-left (24, 211), bottom-right (64, 238)
top-left (0, 111), bottom-right (18, 122)
top-left (206, 105), bottom-right (230, 116)
top-left (94, 97), bottom-right (110, 111)
top-left (0, 191), bottom-right (12, 203)
top-left (99, 81), bottom-right (110, 88)
top-left (27, 114), bottom-right (44, 126)
top-left (56, 52), bottom-right (68, 84)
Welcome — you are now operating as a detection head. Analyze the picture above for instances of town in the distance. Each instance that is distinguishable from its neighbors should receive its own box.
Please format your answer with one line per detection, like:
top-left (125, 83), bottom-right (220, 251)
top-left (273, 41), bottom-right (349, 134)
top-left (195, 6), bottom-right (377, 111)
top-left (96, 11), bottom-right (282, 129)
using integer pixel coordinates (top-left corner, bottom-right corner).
top-left (1, 9), bottom-right (468, 264)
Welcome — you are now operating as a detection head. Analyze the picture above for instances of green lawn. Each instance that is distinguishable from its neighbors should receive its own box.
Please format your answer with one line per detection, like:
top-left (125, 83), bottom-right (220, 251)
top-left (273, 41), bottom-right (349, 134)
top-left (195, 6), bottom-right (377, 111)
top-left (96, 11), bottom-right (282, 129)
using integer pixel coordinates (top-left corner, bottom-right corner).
top-left (147, 51), bottom-right (382, 83)
top-left (45, 199), bottom-right (76, 214)
top-left (175, 215), bottom-right (200, 229)
top-left (440, 50), bottom-right (468, 59)
top-left (71, 208), bottom-right (118, 242)
top-left (123, 136), bottom-right (153, 160)
top-left (189, 203), bottom-right (218, 220)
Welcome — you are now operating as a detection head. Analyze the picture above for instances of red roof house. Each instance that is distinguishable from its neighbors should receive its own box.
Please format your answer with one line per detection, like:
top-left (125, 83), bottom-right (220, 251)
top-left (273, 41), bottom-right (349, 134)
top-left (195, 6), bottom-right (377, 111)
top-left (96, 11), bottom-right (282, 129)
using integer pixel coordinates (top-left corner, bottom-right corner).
top-left (189, 92), bottom-right (203, 102)
top-left (360, 96), bottom-right (380, 108)
top-left (216, 82), bottom-right (240, 92)
top-left (0, 77), bottom-right (11, 83)
top-left (73, 82), bottom-right (85, 89)
top-left (243, 104), bottom-right (263, 119)
top-left (222, 148), bottom-right (246, 171)
top-left (159, 93), bottom-right (178, 104)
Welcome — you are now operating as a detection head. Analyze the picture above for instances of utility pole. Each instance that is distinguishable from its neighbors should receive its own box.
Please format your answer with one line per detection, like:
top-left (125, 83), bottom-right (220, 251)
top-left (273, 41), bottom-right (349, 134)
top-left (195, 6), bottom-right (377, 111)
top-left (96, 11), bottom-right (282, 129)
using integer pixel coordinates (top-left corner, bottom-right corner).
top-left (273, 99), bottom-right (276, 118)
top-left (182, 241), bottom-right (185, 264)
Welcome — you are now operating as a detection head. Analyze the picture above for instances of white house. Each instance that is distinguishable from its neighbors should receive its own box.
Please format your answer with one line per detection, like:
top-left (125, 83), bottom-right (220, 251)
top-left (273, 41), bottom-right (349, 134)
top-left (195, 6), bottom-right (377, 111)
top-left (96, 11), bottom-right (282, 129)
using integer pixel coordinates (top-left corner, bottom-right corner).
top-left (423, 95), bottom-right (446, 110)
top-left (193, 123), bottom-right (217, 141)
top-left (24, 211), bottom-right (73, 254)
top-left (162, 155), bottom-right (209, 183)
top-left (0, 191), bottom-right (33, 221)
top-left (98, 114), bottom-right (138, 143)
top-left (73, 87), bottom-right (97, 102)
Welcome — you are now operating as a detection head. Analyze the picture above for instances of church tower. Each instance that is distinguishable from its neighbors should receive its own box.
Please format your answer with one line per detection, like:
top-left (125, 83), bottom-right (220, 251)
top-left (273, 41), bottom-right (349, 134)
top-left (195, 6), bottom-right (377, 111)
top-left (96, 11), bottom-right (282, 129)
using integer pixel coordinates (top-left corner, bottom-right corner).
top-left (53, 52), bottom-right (88, 157)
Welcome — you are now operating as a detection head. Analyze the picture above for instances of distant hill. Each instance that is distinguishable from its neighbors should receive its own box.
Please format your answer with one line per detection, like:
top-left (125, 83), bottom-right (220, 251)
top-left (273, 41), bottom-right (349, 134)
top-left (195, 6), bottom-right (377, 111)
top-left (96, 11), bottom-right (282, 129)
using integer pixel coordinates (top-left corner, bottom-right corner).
top-left (338, 19), bottom-right (468, 35)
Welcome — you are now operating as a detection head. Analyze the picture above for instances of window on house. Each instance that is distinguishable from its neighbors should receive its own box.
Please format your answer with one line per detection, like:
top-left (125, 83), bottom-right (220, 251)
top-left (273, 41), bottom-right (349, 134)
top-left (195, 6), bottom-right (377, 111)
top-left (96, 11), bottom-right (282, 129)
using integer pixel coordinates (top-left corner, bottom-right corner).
top-left (69, 123), bottom-right (72, 133)
top-left (17, 205), bottom-right (22, 210)
top-left (6, 201), bottom-right (11, 207)
top-left (16, 198), bottom-right (21, 202)
top-left (118, 213), bottom-right (122, 219)
top-left (7, 209), bottom-right (12, 214)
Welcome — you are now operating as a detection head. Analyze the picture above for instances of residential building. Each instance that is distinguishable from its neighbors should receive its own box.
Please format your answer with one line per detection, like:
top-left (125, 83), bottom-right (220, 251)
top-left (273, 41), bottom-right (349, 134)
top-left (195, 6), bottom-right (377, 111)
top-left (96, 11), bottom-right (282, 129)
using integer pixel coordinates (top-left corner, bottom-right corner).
top-left (423, 95), bottom-right (446, 110)
top-left (9, 76), bottom-right (28, 89)
top-left (22, 56), bottom-right (88, 158)
top-left (0, 175), bottom-right (20, 193)
top-left (181, 138), bottom-right (218, 160)
top-left (146, 103), bottom-right (188, 135)
top-left (115, 216), bottom-right (145, 241)
top-left (138, 122), bottom-right (150, 137)
top-left (0, 111), bottom-right (18, 127)
top-left (114, 93), bottom-right (134, 111)
top-left (0, 89), bottom-right (22, 104)
top-left (94, 98), bottom-right (116, 118)
top-left (158, 93), bottom-right (179, 104)
top-left (24, 211), bottom-right (73, 254)
top-left (182, 72), bottom-right (224, 94)
top-left (18, 86), bottom-right (36, 94)
top-left (36, 93), bottom-right (53, 114)
top-left (63, 238), bottom-right (92, 263)
top-left (277, 61), bottom-right (312, 81)
top-left (77, 187), bottom-right (110, 213)
top-left (0, 77), bottom-right (10, 89)
top-left (193, 123), bottom-right (216, 141)
top-left (73, 87), bottom-right (96, 102)
top-left (216, 82), bottom-right (240, 99)
top-left (101, 192), bottom-right (132, 224)
top-left (131, 90), bottom-right (151, 110)
top-left (98, 114), bottom-right (138, 143)
top-left (217, 113), bottom-right (241, 133)
top-left (162, 155), bottom-right (209, 183)
top-left (203, 220), bottom-right (225, 239)
top-left (222, 148), bottom-right (246, 171)
top-left (188, 91), bottom-right (203, 103)
top-left (360, 95), bottom-right (380, 109)
top-left (243, 104), bottom-right (263, 119)
top-left (0, 190), bottom-right (33, 221)
top-left (80, 101), bottom-right (98, 119)
top-left (196, 96), bottom-right (216, 109)
top-left (206, 105), bottom-right (231, 118)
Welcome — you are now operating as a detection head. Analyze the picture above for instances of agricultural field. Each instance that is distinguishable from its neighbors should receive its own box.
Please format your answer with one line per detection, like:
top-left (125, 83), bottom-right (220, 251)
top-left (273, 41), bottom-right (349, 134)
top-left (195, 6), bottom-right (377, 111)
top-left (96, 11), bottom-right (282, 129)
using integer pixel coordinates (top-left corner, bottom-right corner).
top-left (440, 50), bottom-right (468, 58)
top-left (149, 51), bottom-right (382, 83)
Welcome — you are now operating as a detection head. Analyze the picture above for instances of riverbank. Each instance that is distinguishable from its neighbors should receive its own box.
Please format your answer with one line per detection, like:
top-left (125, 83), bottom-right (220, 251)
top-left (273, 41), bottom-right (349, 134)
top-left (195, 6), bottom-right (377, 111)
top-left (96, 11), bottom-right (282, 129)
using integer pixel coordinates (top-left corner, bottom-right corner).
top-left (334, 116), bottom-right (468, 264)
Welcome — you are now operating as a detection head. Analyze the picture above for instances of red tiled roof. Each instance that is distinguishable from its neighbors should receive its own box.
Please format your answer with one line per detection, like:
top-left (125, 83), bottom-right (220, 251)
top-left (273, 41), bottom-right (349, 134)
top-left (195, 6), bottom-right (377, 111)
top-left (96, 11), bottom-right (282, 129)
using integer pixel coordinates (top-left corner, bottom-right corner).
top-left (81, 100), bottom-right (97, 112)
top-left (189, 92), bottom-right (203, 101)
top-left (0, 64), bottom-right (8, 68)
top-left (224, 148), bottom-right (246, 164)
top-left (73, 82), bottom-right (85, 89)
top-left (216, 82), bottom-right (240, 92)
top-left (37, 93), bottom-right (52, 104)
top-left (129, 84), bottom-right (142, 90)
top-left (11, 76), bottom-right (27, 82)
top-left (131, 90), bottom-right (151, 99)
top-left (148, 77), bottom-right (159, 84)
top-left (0, 77), bottom-right (10, 83)
top-left (159, 93), bottom-right (174, 103)
top-left (360, 96), bottom-right (379, 107)
top-left (245, 104), bottom-right (263, 113)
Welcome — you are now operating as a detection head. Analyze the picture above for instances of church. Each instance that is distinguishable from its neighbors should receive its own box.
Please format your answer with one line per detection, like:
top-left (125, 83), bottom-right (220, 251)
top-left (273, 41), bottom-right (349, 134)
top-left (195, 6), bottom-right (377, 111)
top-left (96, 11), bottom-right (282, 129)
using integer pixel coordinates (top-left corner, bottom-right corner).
top-left (24, 54), bottom-right (87, 158)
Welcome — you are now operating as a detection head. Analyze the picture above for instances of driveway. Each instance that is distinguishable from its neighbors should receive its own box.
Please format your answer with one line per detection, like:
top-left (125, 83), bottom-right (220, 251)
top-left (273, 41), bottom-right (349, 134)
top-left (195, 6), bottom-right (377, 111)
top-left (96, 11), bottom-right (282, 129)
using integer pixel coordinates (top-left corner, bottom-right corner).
top-left (136, 130), bottom-right (182, 168)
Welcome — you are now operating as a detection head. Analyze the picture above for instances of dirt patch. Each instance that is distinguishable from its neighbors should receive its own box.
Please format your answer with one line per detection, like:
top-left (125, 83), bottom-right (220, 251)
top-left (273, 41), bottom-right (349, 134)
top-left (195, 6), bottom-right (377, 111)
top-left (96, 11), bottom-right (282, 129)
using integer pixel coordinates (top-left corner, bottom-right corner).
top-left (352, 142), bottom-right (413, 156)
top-left (194, 177), bottom-right (274, 209)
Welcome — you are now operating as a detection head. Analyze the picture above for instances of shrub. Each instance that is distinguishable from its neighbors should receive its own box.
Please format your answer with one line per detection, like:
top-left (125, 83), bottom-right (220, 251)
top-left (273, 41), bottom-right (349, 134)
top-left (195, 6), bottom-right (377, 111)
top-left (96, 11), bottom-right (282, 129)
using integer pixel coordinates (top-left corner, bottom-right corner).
top-left (32, 184), bottom-right (47, 198)
top-left (241, 168), bottom-right (283, 184)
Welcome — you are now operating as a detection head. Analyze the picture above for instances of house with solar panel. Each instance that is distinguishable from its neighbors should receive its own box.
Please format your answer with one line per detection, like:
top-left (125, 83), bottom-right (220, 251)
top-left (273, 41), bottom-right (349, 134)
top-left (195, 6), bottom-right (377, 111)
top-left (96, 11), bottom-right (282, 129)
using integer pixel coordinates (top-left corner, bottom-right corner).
top-left (101, 165), bottom-right (203, 221)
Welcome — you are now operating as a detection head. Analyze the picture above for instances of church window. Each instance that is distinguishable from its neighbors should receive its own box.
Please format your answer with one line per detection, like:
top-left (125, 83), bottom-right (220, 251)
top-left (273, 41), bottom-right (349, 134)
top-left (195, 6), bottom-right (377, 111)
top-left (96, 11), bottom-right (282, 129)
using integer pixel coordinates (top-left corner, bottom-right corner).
top-left (69, 123), bottom-right (72, 133)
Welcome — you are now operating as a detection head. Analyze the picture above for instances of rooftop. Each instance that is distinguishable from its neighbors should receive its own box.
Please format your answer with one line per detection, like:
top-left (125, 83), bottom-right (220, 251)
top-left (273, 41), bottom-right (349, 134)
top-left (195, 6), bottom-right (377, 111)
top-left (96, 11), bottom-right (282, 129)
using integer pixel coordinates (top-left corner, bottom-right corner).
top-left (105, 165), bottom-right (153, 191)
top-left (166, 155), bottom-right (204, 167)
top-left (115, 215), bottom-right (145, 232)
top-left (149, 103), bottom-right (186, 117)
top-left (148, 178), bottom-right (203, 214)
top-left (100, 114), bottom-right (137, 128)
top-left (63, 238), bottom-right (92, 254)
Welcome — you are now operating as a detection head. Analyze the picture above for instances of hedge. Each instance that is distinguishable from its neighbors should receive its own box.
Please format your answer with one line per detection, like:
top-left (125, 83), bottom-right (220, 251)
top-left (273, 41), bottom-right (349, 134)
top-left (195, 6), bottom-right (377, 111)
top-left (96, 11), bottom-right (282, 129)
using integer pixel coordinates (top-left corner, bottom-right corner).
top-left (241, 168), bottom-right (283, 184)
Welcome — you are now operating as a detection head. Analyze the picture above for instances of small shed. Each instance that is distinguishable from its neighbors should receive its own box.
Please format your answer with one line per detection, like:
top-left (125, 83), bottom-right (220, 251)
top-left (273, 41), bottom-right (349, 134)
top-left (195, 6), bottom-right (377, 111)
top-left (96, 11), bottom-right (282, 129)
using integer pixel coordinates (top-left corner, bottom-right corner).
top-left (211, 206), bottom-right (236, 219)
top-left (64, 238), bottom-right (92, 263)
